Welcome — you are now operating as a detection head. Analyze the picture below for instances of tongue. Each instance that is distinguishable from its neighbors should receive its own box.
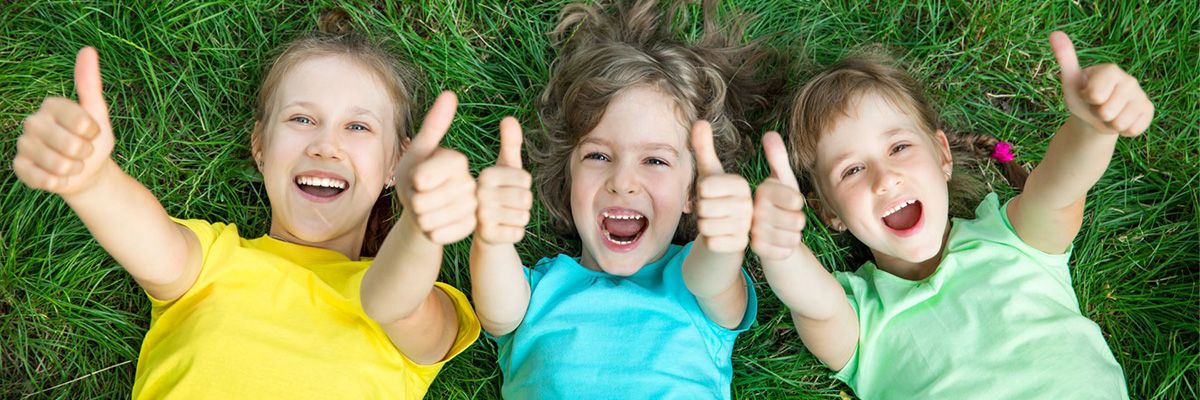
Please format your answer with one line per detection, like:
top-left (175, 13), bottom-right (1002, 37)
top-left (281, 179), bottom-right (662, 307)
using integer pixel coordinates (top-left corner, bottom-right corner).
top-left (883, 202), bottom-right (922, 231)
top-left (604, 218), bottom-right (646, 239)
top-left (300, 185), bottom-right (343, 198)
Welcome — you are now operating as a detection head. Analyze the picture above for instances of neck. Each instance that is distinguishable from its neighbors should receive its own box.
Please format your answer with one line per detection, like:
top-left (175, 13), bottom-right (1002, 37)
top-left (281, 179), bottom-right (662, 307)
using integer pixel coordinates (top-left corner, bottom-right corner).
top-left (268, 219), bottom-right (364, 261)
top-left (871, 221), bottom-right (952, 281)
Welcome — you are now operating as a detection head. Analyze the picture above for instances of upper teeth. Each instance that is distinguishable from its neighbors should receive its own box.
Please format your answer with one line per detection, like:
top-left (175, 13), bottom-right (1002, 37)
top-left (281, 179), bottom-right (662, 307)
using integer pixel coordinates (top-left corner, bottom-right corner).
top-left (603, 212), bottom-right (644, 220)
top-left (882, 200), bottom-right (916, 218)
top-left (297, 176), bottom-right (346, 189)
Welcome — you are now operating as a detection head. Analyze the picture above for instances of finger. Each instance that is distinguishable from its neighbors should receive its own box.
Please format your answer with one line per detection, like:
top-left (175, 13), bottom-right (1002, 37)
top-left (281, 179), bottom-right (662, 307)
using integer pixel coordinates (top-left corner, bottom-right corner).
top-left (756, 204), bottom-right (807, 232)
top-left (754, 226), bottom-right (803, 249)
top-left (410, 176), bottom-right (475, 215)
top-left (17, 134), bottom-right (82, 176)
top-left (497, 116), bottom-right (524, 168)
top-left (762, 131), bottom-right (799, 191)
top-left (478, 166), bottom-right (532, 189)
top-left (429, 218), bottom-right (477, 245)
top-left (1095, 93), bottom-right (1130, 124)
top-left (698, 217), bottom-right (751, 238)
top-left (697, 174), bottom-right (751, 199)
top-left (480, 205), bottom-right (531, 228)
top-left (1049, 31), bottom-right (1083, 90)
top-left (1111, 109), bottom-right (1140, 135)
top-left (690, 120), bottom-right (724, 176)
top-left (417, 194), bottom-right (478, 233)
top-left (479, 186), bottom-right (534, 210)
top-left (757, 181), bottom-right (805, 212)
top-left (696, 197), bottom-right (753, 219)
top-left (74, 47), bottom-right (110, 133)
top-left (412, 148), bottom-right (470, 192)
top-left (13, 155), bottom-right (64, 192)
top-left (1081, 65), bottom-right (1123, 106)
top-left (38, 117), bottom-right (95, 159)
top-left (408, 91), bottom-right (458, 160)
top-left (478, 225), bottom-right (525, 245)
top-left (1129, 110), bottom-right (1153, 136)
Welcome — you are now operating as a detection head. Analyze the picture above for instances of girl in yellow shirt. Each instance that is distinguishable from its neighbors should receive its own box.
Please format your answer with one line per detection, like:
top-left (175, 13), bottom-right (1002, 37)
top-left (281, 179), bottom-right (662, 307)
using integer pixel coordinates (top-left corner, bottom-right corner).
top-left (12, 10), bottom-right (480, 399)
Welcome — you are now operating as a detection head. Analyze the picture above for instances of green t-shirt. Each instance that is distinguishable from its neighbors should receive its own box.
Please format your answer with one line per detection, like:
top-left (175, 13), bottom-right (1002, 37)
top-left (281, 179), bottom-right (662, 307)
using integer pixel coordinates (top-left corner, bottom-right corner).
top-left (833, 193), bottom-right (1127, 399)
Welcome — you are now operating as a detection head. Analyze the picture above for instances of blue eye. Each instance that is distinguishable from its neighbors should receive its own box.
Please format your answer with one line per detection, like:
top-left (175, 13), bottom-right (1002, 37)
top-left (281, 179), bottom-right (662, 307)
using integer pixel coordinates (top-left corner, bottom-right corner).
top-left (584, 152), bottom-right (610, 162)
top-left (348, 123), bottom-right (370, 132)
top-left (290, 116), bottom-right (314, 125)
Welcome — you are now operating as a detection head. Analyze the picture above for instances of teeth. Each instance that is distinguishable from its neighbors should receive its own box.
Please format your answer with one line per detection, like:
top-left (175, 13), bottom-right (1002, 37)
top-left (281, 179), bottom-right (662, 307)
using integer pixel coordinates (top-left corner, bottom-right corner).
top-left (601, 228), bottom-right (635, 245)
top-left (602, 211), bottom-right (644, 220)
top-left (297, 176), bottom-right (347, 189)
top-left (882, 199), bottom-right (916, 218)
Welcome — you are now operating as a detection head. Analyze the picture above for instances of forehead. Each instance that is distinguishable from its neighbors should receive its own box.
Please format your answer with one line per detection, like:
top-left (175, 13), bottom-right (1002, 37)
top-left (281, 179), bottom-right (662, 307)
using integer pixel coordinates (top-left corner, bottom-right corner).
top-left (274, 55), bottom-right (394, 120)
top-left (815, 92), bottom-right (924, 165)
top-left (583, 86), bottom-right (689, 150)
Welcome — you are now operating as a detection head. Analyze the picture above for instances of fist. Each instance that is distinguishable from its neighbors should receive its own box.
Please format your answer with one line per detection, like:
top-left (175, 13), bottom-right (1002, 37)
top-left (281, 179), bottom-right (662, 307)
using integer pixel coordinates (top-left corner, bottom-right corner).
top-left (475, 117), bottom-right (533, 245)
top-left (396, 91), bottom-right (478, 245)
top-left (1050, 31), bottom-right (1154, 137)
top-left (750, 132), bottom-right (807, 261)
top-left (691, 121), bottom-right (752, 253)
top-left (14, 47), bottom-right (115, 195)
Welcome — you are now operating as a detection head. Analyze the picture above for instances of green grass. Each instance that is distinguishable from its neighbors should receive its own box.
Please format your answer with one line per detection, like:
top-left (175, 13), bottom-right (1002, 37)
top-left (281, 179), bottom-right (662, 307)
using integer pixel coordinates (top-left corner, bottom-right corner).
top-left (1, 0), bottom-right (1196, 398)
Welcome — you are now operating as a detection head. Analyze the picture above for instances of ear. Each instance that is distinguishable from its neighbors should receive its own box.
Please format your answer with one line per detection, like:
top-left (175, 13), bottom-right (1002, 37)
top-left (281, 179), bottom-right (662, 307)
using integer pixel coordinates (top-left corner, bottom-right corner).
top-left (807, 193), bottom-right (847, 231)
top-left (251, 121), bottom-right (265, 170)
top-left (933, 129), bottom-right (953, 180)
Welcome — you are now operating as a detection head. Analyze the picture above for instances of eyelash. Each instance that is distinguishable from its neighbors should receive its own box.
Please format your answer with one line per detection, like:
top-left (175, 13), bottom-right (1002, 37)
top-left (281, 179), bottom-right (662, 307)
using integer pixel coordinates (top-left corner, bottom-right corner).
top-left (891, 143), bottom-right (910, 154)
top-left (290, 116), bottom-right (313, 125)
top-left (289, 116), bottom-right (370, 132)
top-left (842, 165), bottom-right (863, 179)
top-left (645, 157), bottom-right (669, 166)
top-left (583, 152), bottom-right (610, 162)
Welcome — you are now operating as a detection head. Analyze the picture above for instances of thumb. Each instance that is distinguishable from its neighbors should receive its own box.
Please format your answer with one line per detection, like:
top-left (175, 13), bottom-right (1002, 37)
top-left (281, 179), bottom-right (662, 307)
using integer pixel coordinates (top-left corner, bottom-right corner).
top-left (496, 116), bottom-right (523, 168)
top-left (690, 120), bottom-right (724, 176)
top-left (762, 131), bottom-right (799, 191)
top-left (407, 91), bottom-right (458, 160)
top-left (74, 47), bottom-right (111, 135)
top-left (1050, 31), bottom-right (1084, 91)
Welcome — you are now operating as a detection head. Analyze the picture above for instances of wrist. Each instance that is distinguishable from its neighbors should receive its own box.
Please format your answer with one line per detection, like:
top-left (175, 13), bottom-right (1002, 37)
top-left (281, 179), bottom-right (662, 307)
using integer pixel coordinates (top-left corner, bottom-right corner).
top-left (61, 158), bottom-right (121, 204)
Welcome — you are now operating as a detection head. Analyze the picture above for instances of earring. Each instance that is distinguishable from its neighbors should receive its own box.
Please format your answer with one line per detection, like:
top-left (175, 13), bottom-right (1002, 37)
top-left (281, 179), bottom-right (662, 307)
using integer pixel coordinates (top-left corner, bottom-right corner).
top-left (385, 176), bottom-right (395, 189)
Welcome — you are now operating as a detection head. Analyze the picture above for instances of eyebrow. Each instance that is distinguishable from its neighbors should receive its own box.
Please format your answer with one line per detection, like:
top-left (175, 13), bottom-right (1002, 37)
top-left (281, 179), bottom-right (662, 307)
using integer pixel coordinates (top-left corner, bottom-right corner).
top-left (824, 127), bottom-right (908, 169)
top-left (579, 137), bottom-right (680, 157)
top-left (280, 101), bottom-right (383, 122)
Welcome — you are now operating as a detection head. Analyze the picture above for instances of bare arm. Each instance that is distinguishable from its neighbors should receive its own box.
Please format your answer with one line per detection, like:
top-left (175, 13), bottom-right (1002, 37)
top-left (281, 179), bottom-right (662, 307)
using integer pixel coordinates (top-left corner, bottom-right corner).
top-left (1008, 32), bottom-right (1155, 254)
top-left (682, 121), bottom-right (752, 330)
top-left (359, 92), bottom-right (477, 364)
top-left (469, 116), bottom-right (533, 337)
top-left (13, 48), bottom-right (201, 301)
top-left (752, 132), bottom-right (857, 370)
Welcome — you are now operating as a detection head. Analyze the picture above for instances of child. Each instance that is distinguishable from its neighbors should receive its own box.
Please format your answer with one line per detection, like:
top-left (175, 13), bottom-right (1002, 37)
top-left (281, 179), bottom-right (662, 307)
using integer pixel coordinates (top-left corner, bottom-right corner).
top-left (468, 0), bottom-right (780, 398)
top-left (752, 32), bottom-right (1147, 398)
top-left (12, 11), bottom-right (480, 398)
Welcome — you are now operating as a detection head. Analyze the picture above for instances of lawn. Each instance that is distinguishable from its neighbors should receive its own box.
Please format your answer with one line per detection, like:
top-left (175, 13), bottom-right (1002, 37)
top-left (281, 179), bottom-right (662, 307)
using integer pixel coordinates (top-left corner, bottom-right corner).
top-left (1, 0), bottom-right (1196, 398)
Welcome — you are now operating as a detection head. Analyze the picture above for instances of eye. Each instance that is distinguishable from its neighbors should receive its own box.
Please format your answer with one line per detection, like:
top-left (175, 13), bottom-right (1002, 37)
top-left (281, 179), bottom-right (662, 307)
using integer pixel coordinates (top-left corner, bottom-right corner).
top-left (841, 165), bottom-right (863, 179)
top-left (347, 122), bottom-right (371, 132)
top-left (289, 115), bottom-right (314, 125)
top-left (890, 143), bottom-right (910, 155)
top-left (645, 157), bottom-right (669, 167)
top-left (583, 152), bottom-right (610, 162)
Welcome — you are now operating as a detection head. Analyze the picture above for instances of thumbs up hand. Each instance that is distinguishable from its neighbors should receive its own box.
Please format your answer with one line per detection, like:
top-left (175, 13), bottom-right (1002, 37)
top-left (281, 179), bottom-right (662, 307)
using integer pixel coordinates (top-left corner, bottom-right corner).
top-left (1050, 31), bottom-right (1154, 137)
top-left (14, 47), bottom-right (116, 195)
top-left (691, 121), bottom-right (752, 253)
top-left (396, 91), bottom-right (478, 245)
top-left (750, 132), bottom-right (807, 261)
top-left (475, 116), bottom-right (532, 246)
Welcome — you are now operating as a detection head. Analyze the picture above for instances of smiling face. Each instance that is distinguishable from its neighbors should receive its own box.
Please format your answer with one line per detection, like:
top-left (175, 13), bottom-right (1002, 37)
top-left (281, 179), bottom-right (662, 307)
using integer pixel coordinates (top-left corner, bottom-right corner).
top-left (570, 86), bottom-right (695, 276)
top-left (813, 92), bottom-right (953, 272)
top-left (253, 55), bottom-right (399, 257)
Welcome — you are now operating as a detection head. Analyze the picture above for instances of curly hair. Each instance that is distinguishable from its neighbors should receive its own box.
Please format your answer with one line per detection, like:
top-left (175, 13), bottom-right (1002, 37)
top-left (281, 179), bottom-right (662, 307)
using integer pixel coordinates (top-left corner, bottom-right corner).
top-left (252, 9), bottom-right (420, 257)
top-left (532, 0), bottom-right (784, 244)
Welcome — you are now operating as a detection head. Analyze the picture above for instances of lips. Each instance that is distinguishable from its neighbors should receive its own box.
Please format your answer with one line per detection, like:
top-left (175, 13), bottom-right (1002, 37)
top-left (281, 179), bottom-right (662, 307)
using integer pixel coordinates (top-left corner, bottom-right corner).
top-left (881, 199), bottom-right (922, 233)
top-left (294, 171), bottom-right (349, 202)
top-left (598, 207), bottom-right (648, 250)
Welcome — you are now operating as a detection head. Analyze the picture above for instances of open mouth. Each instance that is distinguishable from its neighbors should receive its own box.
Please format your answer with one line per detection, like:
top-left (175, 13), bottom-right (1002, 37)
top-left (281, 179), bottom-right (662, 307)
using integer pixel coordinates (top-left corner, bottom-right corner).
top-left (881, 199), bottom-right (922, 232)
top-left (600, 208), bottom-right (648, 248)
top-left (295, 175), bottom-right (348, 200)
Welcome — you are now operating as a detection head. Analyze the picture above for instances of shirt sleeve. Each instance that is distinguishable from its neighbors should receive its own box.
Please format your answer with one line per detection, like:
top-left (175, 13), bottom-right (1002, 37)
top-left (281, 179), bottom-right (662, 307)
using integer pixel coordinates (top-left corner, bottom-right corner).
top-left (831, 270), bottom-right (863, 385)
top-left (145, 218), bottom-right (224, 308)
top-left (429, 282), bottom-right (482, 365)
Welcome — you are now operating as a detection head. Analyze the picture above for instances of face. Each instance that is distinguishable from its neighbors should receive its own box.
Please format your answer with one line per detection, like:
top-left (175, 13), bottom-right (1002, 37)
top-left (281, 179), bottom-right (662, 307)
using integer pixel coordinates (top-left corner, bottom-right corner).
top-left (253, 55), bottom-right (398, 255)
top-left (814, 92), bottom-right (953, 267)
top-left (570, 86), bottom-right (694, 276)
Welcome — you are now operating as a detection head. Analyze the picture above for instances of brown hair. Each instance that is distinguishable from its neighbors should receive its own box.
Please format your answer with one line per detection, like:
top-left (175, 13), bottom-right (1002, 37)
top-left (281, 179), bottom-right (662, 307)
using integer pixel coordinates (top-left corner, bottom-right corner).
top-left (532, 0), bottom-right (784, 244)
top-left (252, 9), bottom-right (419, 257)
top-left (787, 50), bottom-right (1028, 221)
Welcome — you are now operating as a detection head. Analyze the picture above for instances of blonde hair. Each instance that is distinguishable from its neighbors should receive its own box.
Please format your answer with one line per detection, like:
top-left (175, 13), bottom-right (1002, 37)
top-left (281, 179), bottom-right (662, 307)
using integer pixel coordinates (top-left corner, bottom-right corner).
top-left (532, 0), bottom-right (783, 243)
top-left (252, 9), bottom-right (420, 256)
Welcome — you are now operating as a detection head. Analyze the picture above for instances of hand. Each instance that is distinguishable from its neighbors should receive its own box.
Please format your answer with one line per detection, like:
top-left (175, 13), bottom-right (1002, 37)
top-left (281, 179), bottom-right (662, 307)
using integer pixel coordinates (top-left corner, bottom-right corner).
top-left (1050, 31), bottom-right (1154, 137)
top-left (395, 91), bottom-right (478, 244)
top-left (750, 132), bottom-right (807, 261)
top-left (691, 121), bottom-right (752, 253)
top-left (14, 47), bottom-right (115, 195)
top-left (475, 117), bottom-right (532, 245)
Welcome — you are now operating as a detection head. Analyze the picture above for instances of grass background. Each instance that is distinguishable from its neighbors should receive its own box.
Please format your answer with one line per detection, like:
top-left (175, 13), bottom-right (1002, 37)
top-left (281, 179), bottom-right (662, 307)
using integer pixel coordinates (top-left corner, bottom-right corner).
top-left (1, 0), bottom-right (1196, 398)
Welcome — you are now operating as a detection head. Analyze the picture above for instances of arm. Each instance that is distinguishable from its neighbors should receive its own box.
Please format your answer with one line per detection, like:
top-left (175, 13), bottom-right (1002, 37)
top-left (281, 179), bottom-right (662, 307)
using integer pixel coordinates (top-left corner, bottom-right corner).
top-left (469, 116), bottom-right (533, 337)
top-left (359, 92), bottom-right (477, 364)
top-left (1008, 32), bottom-right (1155, 254)
top-left (682, 121), bottom-right (751, 330)
top-left (13, 47), bottom-right (201, 301)
top-left (751, 132), bottom-right (857, 370)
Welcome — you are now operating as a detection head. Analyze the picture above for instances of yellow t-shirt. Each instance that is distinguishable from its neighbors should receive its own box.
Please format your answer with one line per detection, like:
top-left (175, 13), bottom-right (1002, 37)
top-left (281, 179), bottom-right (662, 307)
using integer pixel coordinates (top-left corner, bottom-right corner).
top-left (131, 219), bottom-right (480, 399)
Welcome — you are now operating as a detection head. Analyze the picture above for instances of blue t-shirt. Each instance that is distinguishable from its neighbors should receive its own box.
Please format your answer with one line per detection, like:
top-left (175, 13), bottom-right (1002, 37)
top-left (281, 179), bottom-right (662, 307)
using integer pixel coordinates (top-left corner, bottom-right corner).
top-left (494, 242), bottom-right (757, 399)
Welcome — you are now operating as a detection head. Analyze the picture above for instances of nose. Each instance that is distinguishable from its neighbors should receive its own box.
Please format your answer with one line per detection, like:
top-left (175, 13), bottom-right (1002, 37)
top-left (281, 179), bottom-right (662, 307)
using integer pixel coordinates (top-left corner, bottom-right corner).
top-left (306, 126), bottom-right (344, 161)
top-left (871, 164), bottom-right (902, 195)
top-left (606, 162), bottom-right (639, 195)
